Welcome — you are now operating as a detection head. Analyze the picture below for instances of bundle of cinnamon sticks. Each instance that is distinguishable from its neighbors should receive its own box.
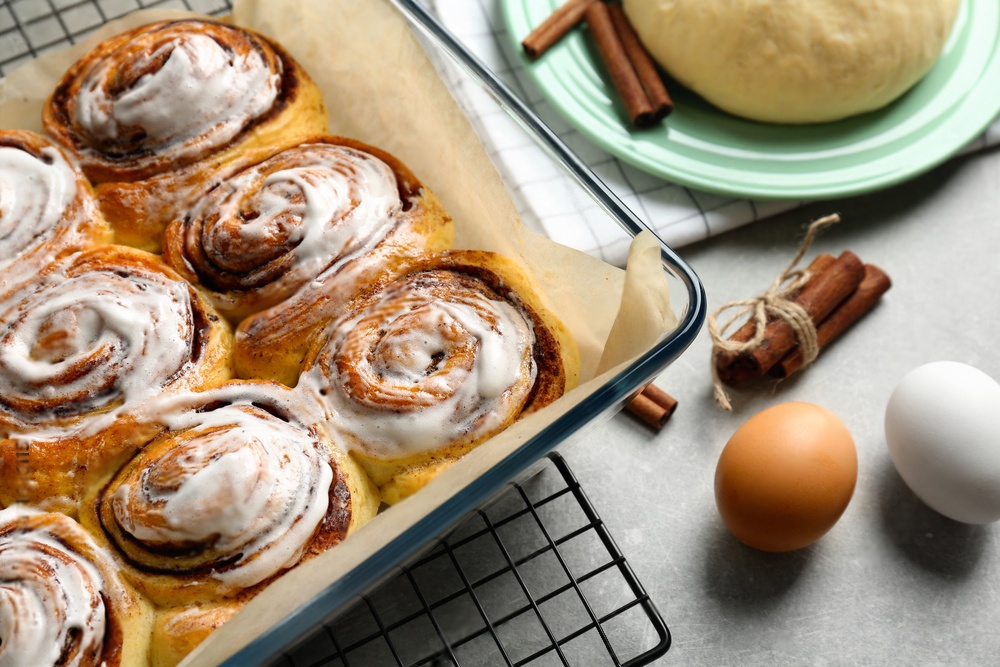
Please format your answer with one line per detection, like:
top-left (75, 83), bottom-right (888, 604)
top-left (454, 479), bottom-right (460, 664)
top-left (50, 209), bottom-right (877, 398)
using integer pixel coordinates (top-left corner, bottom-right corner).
top-left (522, 0), bottom-right (672, 127)
top-left (715, 250), bottom-right (892, 386)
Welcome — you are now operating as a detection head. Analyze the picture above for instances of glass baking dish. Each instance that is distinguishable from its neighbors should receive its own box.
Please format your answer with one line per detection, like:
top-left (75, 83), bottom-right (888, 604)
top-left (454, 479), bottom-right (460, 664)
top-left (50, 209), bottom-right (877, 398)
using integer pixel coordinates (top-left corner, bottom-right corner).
top-left (207, 2), bottom-right (705, 664)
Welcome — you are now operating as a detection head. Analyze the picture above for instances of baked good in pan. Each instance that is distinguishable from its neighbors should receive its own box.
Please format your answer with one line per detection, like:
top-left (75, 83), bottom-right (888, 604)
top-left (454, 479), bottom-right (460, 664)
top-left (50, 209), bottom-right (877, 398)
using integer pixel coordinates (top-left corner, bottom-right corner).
top-left (0, 130), bottom-right (112, 294)
top-left (0, 10), bottom-right (583, 665)
top-left (163, 135), bottom-right (454, 324)
top-left (80, 380), bottom-right (379, 606)
top-left (78, 380), bottom-right (379, 661)
top-left (0, 506), bottom-right (154, 666)
top-left (196, 136), bottom-right (454, 385)
top-left (42, 19), bottom-right (329, 252)
top-left (149, 603), bottom-right (241, 667)
top-left (298, 250), bottom-right (580, 504)
top-left (0, 245), bottom-right (233, 514)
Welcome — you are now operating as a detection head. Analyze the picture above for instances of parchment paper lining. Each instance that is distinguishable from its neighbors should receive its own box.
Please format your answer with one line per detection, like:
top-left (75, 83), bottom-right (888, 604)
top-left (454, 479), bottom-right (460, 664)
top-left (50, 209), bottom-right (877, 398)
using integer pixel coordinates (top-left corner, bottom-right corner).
top-left (0, 0), bottom-right (677, 664)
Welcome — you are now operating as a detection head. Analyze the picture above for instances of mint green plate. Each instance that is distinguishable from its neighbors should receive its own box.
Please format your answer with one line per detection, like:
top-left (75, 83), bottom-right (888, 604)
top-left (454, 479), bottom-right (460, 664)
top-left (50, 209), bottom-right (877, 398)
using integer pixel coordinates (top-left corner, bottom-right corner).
top-left (501, 0), bottom-right (1000, 199)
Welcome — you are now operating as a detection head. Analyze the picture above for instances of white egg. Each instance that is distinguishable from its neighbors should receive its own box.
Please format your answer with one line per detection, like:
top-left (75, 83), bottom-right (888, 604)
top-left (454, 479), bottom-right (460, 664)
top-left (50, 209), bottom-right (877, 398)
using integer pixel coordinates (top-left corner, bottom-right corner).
top-left (885, 361), bottom-right (1000, 524)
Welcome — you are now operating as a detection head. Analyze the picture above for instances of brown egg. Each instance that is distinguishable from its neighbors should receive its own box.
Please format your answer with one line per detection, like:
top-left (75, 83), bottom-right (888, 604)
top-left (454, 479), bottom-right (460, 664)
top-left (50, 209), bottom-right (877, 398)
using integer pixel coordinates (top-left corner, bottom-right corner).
top-left (715, 402), bottom-right (857, 552)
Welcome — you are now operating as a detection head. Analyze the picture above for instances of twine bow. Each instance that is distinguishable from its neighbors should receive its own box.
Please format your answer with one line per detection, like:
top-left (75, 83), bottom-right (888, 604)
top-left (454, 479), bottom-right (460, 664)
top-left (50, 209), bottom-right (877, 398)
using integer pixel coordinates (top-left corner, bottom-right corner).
top-left (708, 214), bottom-right (841, 410)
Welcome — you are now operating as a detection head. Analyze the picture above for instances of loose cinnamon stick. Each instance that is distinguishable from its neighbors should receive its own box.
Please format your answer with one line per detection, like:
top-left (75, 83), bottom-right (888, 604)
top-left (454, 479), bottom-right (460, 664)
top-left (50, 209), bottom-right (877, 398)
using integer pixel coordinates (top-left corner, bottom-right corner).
top-left (607, 3), bottom-right (673, 120)
top-left (584, 2), bottom-right (658, 127)
top-left (770, 264), bottom-right (892, 379)
top-left (522, 0), bottom-right (597, 60)
top-left (715, 250), bottom-right (866, 386)
top-left (625, 384), bottom-right (678, 431)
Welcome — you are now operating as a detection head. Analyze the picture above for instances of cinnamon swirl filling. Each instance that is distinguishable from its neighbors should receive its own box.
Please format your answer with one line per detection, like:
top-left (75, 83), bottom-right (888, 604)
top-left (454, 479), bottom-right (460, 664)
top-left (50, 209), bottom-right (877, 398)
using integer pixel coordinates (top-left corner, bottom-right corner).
top-left (95, 382), bottom-right (357, 599)
top-left (300, 254), bottom-right (559, 461)
top-left (44, 19), bottom-right (290, 181)
top-left (0, 131), bottom-right (109, 289)
top-left (0, 508), bottom-right (124, 667)
top-left (164, 141), bottom-right (413, 320)
top-left (0, 247), bottom-right (227, 437)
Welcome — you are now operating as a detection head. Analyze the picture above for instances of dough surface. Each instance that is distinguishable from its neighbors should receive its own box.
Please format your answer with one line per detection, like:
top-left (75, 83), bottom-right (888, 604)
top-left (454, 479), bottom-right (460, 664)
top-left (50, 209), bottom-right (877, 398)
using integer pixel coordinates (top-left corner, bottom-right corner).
top-left (622, 0), bottom-right (962, 123)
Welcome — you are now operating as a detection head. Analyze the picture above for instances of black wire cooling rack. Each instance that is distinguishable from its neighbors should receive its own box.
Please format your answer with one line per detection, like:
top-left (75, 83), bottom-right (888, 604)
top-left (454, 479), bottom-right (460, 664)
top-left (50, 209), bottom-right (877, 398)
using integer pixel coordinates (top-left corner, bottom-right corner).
top-left (0, 2), bottom-right (671, 664)
top-left (278, 453), bottom-right (670, 667)
top-left (0, 0), bottom-right (231, 75)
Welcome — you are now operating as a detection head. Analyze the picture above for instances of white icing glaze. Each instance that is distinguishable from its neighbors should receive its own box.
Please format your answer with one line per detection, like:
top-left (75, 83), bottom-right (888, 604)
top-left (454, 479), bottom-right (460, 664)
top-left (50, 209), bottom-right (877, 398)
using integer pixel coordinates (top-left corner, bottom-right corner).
top-left (0, 144), bottom-right (96, 287)
top-left (0, 507), bottom-right (108, 667)
top-left (0, 257), bottom-right (197, 435)
top-left (178, 143), bottom-right (403, 310)
top-left (75, 31), bottom-right (280, 163)
top-left (300, 272), bottom-right (538, 459)
top-left (109, 386), bottom-right (333, 591)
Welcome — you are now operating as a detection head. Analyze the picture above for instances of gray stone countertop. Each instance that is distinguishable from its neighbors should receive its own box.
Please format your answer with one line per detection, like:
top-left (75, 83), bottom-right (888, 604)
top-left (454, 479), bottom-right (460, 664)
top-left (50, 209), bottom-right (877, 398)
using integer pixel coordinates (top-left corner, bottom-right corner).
top-left (559, 145), bottom-right (1000, 665)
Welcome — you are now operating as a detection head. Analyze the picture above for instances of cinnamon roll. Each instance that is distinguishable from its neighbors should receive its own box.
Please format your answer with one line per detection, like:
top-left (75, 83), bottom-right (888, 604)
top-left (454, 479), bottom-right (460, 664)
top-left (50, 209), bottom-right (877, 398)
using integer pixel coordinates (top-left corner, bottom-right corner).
top-left (0, 130), bottom-right (111, 294)
top-left (0, 507), bottom-right (153, 667)
top-left (0, 245), bottom-right (233, 513)
top-left (43, 19), bottom-right (329, 252)
top-left (81, 381), bottom-right (378, 608)
top-left (184, 136), bottom-right (455, 385)
top-left (298, 250), bottom-right (580, 503)
top-left (149, 603), bottom-right (240, 667)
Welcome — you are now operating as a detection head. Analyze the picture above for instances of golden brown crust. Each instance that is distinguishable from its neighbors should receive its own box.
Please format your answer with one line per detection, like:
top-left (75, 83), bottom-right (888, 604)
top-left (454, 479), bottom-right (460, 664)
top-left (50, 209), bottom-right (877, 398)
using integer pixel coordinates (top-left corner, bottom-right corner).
top-left (42, 19), bottom-right (329, 252)
top-left (225, 136), bottom-right (455, 385)
top-left (0, 14), bottom-right (587, 665)
top-left (300, 249), bottom-right (579, 502)
top-left (435, 251), bottom-right (580, 415)
top-left (0, 507), bottom-right (154, 667)
top-left (378, 458), bottom-right (457, 506)
top-left (0, 245), bottom-right (233, 514)
top-left (0, 130), bottom-right (112, 295)
top-left (78, 380), bottom-right (379, 608)
top-left (150, 603), bottom-right (242, 667)
top-left (164, 135), bottom-right (454, 325)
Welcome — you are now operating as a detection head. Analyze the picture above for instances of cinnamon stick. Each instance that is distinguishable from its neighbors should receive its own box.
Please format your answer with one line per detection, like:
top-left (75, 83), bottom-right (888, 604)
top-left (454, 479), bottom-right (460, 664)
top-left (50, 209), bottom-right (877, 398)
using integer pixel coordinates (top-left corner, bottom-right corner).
top-left (715, 250), bottom-right (866, 386)
top-left (522, 0), bottom-right (597, 60)
top-left (718, 253), bottom-right (836, 352)
top-left (770, 264), bottom-right (892, 379)
top-left (584, 2), bottom-right (658, 127)
top-left (607, 3), bottom-right (673, 120)
top-left (625, 384), bottom-right (678, 431)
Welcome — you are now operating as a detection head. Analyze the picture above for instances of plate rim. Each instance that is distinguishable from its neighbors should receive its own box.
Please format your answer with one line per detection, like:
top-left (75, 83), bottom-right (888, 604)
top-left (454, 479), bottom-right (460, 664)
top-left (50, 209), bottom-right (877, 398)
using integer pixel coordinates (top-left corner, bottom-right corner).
top-left (502, 0), bottom-right (1000, 200)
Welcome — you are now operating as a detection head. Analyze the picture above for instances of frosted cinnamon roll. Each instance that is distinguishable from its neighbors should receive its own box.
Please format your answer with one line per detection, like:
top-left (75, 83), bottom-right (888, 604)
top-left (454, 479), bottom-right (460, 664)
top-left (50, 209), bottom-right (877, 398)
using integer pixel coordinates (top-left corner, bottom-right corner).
top-left (165, 136), bottom-right (453, 329)
top-left (0, 130), bottom-right (111, 294)
top-left (0, 507), bottom-right (153, 667)
top-left (0, 245), bottom-right (232, 513)
top-left (81, 381), bottom-right (378, 608)
top-left (299, 250), bottom-right (579, 503)
top-left (43, 19), bottom-right (328, 252)
top-left (192, 137), bottom-right (455, 385)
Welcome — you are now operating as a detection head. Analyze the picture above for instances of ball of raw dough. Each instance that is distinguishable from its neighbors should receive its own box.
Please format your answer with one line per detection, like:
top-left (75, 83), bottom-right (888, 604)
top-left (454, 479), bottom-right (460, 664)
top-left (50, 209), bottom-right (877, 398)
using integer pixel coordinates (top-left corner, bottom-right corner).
top-left (622, 0), bottom-right (961, 124)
